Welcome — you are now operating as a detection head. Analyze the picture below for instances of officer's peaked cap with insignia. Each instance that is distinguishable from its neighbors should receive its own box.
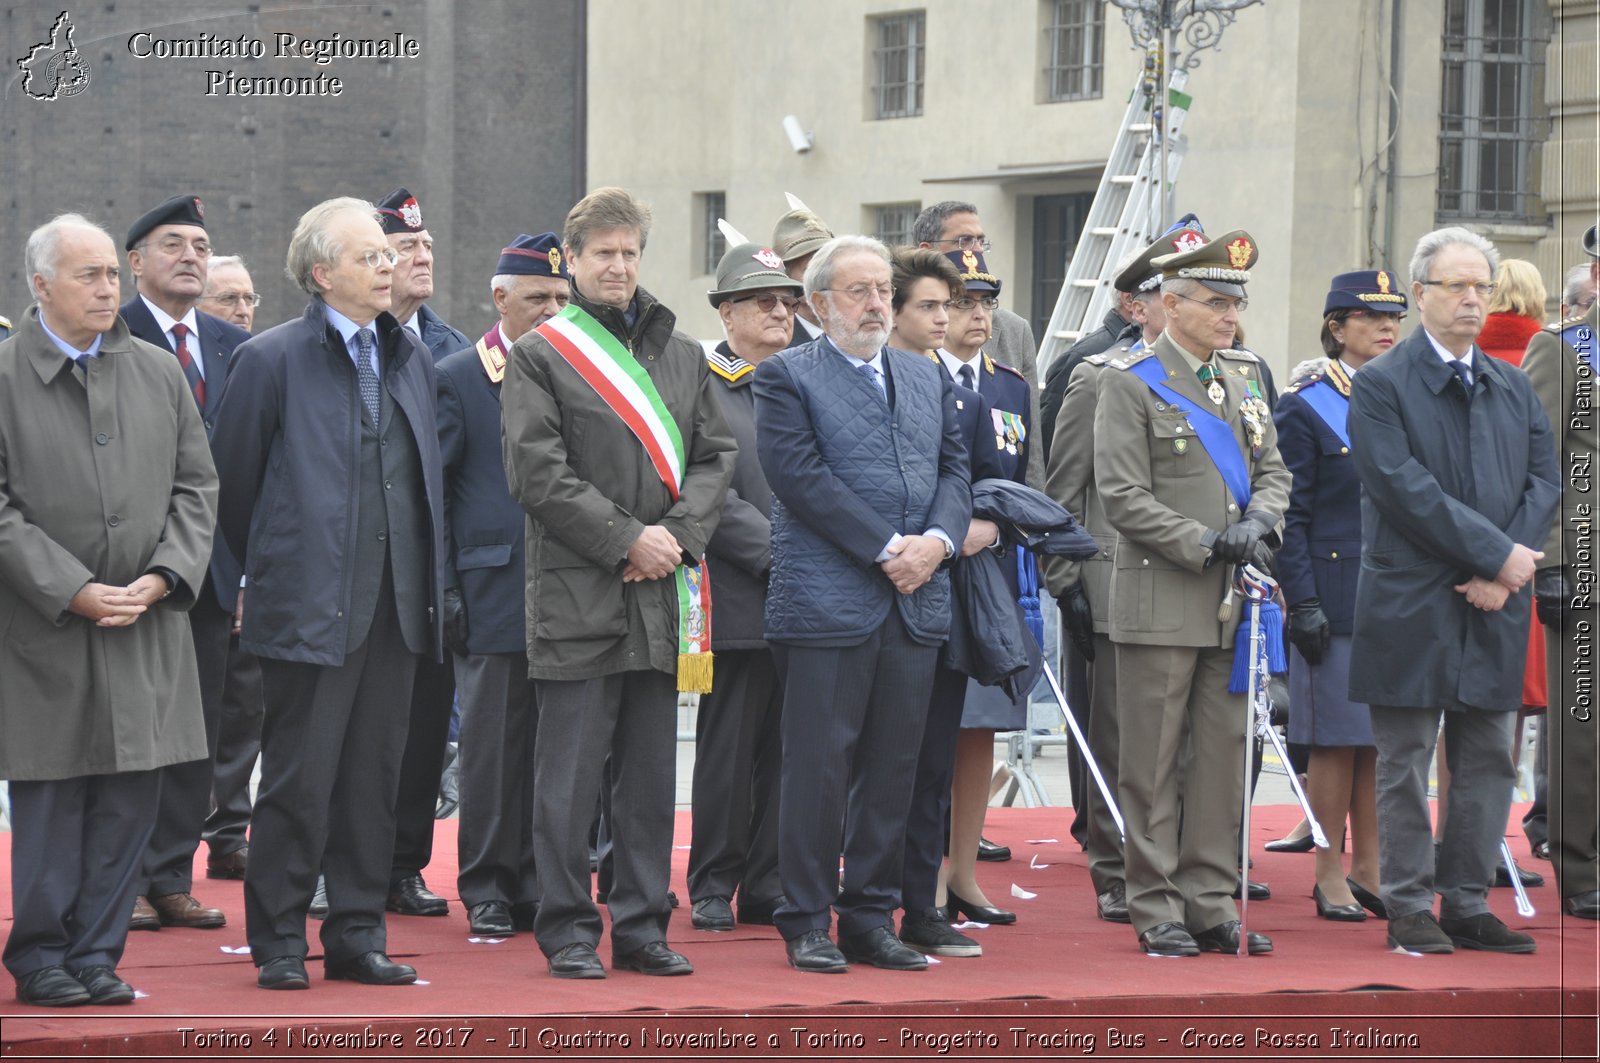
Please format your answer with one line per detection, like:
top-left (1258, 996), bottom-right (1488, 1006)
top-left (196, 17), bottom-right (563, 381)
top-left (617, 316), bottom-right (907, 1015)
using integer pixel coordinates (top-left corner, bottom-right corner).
top-left (496, 233), bottom-right (570, 281)
top-left (708, 243), bottom-right (803, 307)
top-left (1585, 224), bottom-right (1598, 260)
top-left (376, 187), bottom-right (425, 234)
top-left (944, 248), bottom-right (1001, 293)
top-left (126, 194), bottom-right (206, 250)
top-left (1115, 214), bottom-right (1208, 294)
top-left (772, 206), bottom-right (834, 263)
top-left (1323, 269), bottom-right (1408, 316)
top-left (1151, 228), bottom-right (1258, 299)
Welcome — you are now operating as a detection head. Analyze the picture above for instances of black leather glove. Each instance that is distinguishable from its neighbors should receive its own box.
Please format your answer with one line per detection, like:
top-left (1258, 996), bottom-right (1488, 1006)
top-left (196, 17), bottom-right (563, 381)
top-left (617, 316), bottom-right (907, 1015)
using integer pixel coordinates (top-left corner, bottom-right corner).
top-left (1211, 513), bottom-right (1272, 564)
top-left (443, 587), bottom-right (469, 657)
top-left (1245, 538), bottom-right (1275, 575)
top-left (1288, 597), bottom-right (1331, 666)
top-left (1061, 582), bottom-right (1096, 663)
top-left (1534, 567), bottom-right (1574, 629)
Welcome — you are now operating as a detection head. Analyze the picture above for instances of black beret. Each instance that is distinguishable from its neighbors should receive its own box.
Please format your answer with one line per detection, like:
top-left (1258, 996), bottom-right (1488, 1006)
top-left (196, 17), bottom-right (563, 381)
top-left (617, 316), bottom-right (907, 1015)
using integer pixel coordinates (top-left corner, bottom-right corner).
top-left (125, 194), bottom-right (205, 250)
top-left (376, 187), bottom-right (424, 235)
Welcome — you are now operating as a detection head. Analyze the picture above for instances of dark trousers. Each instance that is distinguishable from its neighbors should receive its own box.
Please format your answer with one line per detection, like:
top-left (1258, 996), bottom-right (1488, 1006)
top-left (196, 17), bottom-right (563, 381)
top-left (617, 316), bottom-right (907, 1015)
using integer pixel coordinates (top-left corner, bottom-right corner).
top-left (687, 648), bottom-right (783, 907)
top-left (531, 670), bottom-right (676, 957)
top-left (772, 610), bottom-right (938, 940)
top-left (1060, 620), bottom-right (1093, 847)
top-left (1084, 632), bottom-right (1124, 894)
top-left (5, 770), bottom-right (160, 978)
top-left (244, 581), bottom-right (417, 965)
top-left (390, 655), bottom-right (455, 884)
top-left (901, 663), bottom-right (966, 911)
top-left (1546, 619), bottom-right (1599, 900)
top-left (140, 593), bottom-right (230, 896)
top-left (454, 651), bottom-right (539, 909)
top-left (203, 634), bottom-right (263, 858)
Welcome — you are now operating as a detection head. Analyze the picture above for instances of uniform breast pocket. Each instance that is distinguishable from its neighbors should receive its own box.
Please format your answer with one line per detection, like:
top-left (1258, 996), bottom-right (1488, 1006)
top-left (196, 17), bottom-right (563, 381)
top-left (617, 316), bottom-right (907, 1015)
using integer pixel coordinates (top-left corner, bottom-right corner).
top-left (533, 537), bottom-right (626, 641)
top-left (1149, 416), bottom-right (1199, 478)
top-left (1309, 539), bottom-right (1359, 620)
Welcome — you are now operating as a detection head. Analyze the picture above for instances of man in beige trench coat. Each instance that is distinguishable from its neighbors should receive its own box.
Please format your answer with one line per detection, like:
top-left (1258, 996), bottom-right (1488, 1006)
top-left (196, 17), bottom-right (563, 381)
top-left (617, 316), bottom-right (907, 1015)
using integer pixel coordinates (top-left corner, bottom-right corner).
top-left (0, 214), bottom-right (217, 1007)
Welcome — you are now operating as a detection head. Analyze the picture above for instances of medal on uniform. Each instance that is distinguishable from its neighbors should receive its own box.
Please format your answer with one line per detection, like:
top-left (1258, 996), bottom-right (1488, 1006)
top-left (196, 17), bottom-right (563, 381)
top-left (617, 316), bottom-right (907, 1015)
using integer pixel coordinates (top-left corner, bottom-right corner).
top-left (1198, 362), bottom-right (1225, 406)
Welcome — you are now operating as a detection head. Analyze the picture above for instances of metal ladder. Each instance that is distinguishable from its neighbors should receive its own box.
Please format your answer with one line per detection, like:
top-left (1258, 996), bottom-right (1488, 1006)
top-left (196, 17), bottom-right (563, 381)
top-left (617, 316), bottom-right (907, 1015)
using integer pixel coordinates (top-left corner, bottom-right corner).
top-left (1037, 67), bottom-right (1194, 375)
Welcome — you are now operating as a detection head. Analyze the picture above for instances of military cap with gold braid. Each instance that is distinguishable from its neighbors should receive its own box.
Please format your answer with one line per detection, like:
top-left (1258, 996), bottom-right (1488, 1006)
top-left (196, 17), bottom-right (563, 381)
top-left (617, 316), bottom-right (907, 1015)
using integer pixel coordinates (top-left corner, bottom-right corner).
top-left (1115, 214), bottom-right (1208, 294)
top-left (1151, 229), bottom-right (1258, 299)
top-left (1322, 269), bottom-right (1407, 315)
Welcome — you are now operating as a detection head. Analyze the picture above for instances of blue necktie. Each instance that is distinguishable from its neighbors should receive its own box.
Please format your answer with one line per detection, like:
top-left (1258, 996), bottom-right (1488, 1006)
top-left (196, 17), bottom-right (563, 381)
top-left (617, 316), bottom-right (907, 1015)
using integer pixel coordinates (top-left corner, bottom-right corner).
top-left (355, 328), bottom-right (380, 424)
top-left (958, 364), bottom-right (976, 392)
top-left (859, 360), bottom-right (884, 398)
top-left (1450, 358), bottom-right (1473, 401)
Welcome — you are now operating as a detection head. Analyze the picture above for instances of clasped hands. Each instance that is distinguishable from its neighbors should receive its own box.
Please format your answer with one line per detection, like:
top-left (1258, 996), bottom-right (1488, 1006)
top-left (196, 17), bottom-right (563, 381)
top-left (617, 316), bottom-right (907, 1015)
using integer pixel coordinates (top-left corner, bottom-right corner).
top-left (68, 574), bottom-right (168, 628)
top-left (882, 534), bottom-right (947, 595)
top-left (624, 524), bottom-right (683, 582)
top-left (1454, 542), bottom-right (1543, 613)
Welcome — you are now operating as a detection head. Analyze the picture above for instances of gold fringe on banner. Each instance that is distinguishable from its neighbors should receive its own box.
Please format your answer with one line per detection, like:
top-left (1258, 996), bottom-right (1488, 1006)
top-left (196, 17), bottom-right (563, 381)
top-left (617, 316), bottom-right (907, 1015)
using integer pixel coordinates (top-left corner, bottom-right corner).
top-left (677, 652), bottom-right (714, 695)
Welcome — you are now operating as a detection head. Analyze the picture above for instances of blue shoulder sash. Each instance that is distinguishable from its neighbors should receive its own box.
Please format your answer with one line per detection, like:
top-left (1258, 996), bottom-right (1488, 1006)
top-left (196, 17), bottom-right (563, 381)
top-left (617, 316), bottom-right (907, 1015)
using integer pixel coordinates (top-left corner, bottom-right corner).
top-left (1561, 322), bottom-right (1595, 374)
top-left (1298, 379), bottom-right (1351, 449)
top-left (1127, 356), bottom-right (1251, 510)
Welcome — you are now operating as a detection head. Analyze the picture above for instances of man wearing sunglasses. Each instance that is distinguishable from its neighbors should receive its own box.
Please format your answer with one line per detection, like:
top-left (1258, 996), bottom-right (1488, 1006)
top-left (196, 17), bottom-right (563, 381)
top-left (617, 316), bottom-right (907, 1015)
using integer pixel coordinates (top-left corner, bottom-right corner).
top-left (211, 197), bottom-right (446, 990)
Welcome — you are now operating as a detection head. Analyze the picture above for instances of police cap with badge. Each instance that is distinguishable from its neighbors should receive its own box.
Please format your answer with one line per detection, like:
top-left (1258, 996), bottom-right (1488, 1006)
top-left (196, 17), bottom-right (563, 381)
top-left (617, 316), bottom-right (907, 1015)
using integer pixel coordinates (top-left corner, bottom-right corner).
top-left (943, 248), bottom-right (1001, 293)
top-left (125, 194), bottom-right (205, 250)
top-left (1322, 269), bottom-right (1408, 317)
top-left (376, 187), bottom-right (425, 234)
top-left (496, 231), bottom-right (570, 282)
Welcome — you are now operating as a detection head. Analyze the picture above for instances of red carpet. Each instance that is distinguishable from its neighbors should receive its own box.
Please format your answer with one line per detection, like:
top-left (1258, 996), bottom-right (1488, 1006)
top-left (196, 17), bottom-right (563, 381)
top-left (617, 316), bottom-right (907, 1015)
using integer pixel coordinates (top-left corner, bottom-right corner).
top-left (2, 805), bottom-right (1595, 1060)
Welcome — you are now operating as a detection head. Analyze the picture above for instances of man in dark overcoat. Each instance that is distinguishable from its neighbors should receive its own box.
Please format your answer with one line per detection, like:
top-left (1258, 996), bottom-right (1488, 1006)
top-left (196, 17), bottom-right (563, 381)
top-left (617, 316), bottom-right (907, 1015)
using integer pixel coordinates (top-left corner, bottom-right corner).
top-left (210, 197), bottom-right (446, 990)
top-left (1349, 226), bottom-right (1559, 955)
top-left (437, 232), bottom-right (570, 937)
top-left (501, 187), bottom-right (735, 979)
top-left (119, 194), bottom-right (249, 932)
top-left (0, 214), bottom-right (217, 1007)
top-left (754, 234), bottom-right (971, 974)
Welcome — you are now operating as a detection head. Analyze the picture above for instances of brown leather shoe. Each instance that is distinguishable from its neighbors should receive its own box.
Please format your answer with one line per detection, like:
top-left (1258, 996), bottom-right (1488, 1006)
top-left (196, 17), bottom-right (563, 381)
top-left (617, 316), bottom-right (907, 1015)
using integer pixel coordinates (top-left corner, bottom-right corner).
top-left (205, 846), bottom-right (248, 880)
top-left (129, 895), bottom-right (161, 932)
top-left (149, 891), bottom-right (226, 929)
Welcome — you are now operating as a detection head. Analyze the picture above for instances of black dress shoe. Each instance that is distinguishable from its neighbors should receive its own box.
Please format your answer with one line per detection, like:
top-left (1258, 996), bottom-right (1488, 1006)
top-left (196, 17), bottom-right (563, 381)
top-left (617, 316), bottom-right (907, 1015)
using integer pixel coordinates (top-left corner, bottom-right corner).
top-left (1493, 860), bottom-right (1544, 889)
top-left (737, 895), bottom-right (784, 925)
top-left (1531, 840), bottom-right (1550, 861)
top-left (614, 940), bottom-right (693, 976)
top-left (976, 837), bottom-right (1012, 862)
top-left (947, 888), bottom-right (1016, 925)
top-left (468, 900), bottom-right (514, 936)
top-left (73, 966), bottom-right (134, 1005)
top-left (1346, 877), bottom-right (1387, 919)
top-left (838, 925), bottom-right (927, 970)
top-left (257, 956), bottom-right (309, 990)
top-left (1313, 884), bottom-right (1366, 922)
top-left (1232, 877), bottom-right (1271, 901)
top-left (387, 874), bottom-right (448, 916)
top-left (900, 909), bottom-right (981, 957)
top-left (785, 929), bottom-right (847, 973)
top-left (1139, 921), bottom-right (1199, 957)
top-left (1563, 891), bottom-right (1600, 920)
top-left (511, 901), bottom-right (539, 932)
top-left (1194, 920), bottom-right (1273, 954)
top-left (15, 965), bottom-right (89, 1007)
top-left (308, 875), bottom-right (329, 920)
top-left (691, 896), bottom-right (735, 931)
top-left (1096, 881), bottom-right (1131, 923)
top-left (325, 951), bottom-right (417, 985)
top-left (548, 942), bottom-right (606, 979)
top-left (1439, 912), bottom-right (1536, 953)
top-left (205, 845), bottom-right (249, 880)
top-left (1263, 832), bottom-right (1316, 853)
top-left (1386, 911), bottom-right (1454, 953)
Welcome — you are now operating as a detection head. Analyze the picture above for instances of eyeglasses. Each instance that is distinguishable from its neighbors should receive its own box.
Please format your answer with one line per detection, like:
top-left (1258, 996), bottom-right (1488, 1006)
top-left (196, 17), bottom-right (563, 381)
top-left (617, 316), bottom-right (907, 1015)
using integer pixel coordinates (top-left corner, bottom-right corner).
top-left (205, 291), bottom-right (261, 307)
top-left (822, 284), bottom-right (894, 304)
top-left (1422, 279), bottom-right (1495, 298)
top-left (357, 247), bottom-right (400, 268)
top-left (728, 292), bottom-right (802, 313)
top-left (951, 295), bottom-right (999, 312)
top-left (1173, 292), bottom-right (1248, 314)
top-left (936, 235), bottom-right (992, 252)
top-left (144, 235), bottom-right (212, 258)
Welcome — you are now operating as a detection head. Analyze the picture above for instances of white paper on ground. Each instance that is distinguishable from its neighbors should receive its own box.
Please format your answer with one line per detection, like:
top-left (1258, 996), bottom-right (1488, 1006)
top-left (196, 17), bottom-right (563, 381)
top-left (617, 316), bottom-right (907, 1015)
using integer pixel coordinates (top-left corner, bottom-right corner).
top-left (1010, 883), bottom-right (1038, 900)
top-left (1029, 854), bottom-right (1050, 869)
top-left (1025, 838), bottom-right (1058, 844)
top-left (218, 945), bottom-right (251, 954)
top-left (951, 920), bottom-right (990, 930)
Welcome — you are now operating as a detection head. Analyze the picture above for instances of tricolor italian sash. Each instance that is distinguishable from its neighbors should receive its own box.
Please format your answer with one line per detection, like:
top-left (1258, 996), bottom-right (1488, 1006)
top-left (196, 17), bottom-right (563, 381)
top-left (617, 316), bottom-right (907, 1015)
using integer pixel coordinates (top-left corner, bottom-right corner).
top-left (534, 305), bottom-right (713, 693)
top-left (1128, 356), bottom-right (1253, 510)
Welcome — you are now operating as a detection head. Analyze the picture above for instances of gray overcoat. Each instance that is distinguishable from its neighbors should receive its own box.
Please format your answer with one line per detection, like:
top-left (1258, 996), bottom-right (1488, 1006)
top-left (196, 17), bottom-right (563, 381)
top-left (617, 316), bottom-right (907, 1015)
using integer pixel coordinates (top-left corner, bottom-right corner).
top-left (0, 307), bottom-right (217, 780)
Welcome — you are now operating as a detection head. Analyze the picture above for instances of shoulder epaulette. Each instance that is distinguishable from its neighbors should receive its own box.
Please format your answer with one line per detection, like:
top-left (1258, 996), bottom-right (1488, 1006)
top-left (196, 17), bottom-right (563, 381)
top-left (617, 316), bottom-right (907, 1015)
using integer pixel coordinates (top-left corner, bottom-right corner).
top-left (1216, 347), bottom-right (1259, 363)
top-left (1107, 348), bottom-right (1157, 371)
top-left (991, 358), bottom-right (1027, 382)
top-left (706, 347), bottom-right (754, 383)
top-left (1284, 373), bottom-right (1323, 395)
top-left (1085, 352), bottom-right (1112, 367)
top-left (1547, 314), bottom-right (1586, 333)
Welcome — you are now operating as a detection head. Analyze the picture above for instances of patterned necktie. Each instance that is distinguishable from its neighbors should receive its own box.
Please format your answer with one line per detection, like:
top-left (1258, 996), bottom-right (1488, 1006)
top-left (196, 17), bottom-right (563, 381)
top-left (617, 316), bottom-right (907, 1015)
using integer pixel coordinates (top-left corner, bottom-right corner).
top-left (958, 364), bottom-right (976, 392)
top-left (170, 322), bottom-right (205, 408)
top-left (859, 360), bottom-right (884, 398)
top-left (1450, 358), bottom-right (1473, 400)
top-left (355, 328), bottom-right (380, 424)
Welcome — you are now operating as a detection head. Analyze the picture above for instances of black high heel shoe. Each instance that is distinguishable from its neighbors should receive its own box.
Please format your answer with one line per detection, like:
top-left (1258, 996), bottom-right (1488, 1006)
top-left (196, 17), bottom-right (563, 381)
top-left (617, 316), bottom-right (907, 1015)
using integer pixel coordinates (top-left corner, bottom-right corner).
top-left (1313, 883), bottom-right (1366, 922)
top-left (1264, 832), bottom-right (1316, 854)
top-left (946, 889), bottom-right (1016, 925)
top-left (1346, 877), bottom-right (1387, 920)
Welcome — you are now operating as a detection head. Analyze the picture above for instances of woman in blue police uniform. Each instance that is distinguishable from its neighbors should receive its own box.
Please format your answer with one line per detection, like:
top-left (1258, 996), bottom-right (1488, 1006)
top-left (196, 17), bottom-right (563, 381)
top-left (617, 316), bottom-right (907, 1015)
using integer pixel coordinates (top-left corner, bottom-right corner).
top-left (933, 249), bottom-right (1033, 924)
top-left (1274, 270), bottom-right (1407, 922)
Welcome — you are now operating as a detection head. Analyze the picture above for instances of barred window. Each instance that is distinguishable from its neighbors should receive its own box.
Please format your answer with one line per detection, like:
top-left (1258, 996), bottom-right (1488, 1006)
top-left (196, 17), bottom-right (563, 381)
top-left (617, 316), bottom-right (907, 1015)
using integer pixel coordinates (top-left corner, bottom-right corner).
top-left (1437, 0), bottom-right (1548, 222)
top-left (872, 12), bottom-right (925, 119)
top-left (699, 191), bottom-right (726, 275)
top-left (873, 203), bottom-right (921, 249)
top-left (1044, 0), bottom-right (1104, 102)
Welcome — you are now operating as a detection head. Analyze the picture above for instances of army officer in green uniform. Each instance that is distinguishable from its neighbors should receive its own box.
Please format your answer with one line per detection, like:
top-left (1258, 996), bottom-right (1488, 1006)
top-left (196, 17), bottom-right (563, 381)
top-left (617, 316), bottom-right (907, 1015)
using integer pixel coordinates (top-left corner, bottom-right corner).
top-left (1093, 231), bottom-right (1292, 958)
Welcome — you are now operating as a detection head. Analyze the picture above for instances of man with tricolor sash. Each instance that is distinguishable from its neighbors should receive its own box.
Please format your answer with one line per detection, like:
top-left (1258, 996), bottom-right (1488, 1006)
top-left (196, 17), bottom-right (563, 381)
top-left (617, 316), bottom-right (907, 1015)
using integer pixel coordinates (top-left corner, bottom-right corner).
top-left (501, 187), bottom-right (736, 980)
top-left (1093, 230), bottom-right (1291, 958)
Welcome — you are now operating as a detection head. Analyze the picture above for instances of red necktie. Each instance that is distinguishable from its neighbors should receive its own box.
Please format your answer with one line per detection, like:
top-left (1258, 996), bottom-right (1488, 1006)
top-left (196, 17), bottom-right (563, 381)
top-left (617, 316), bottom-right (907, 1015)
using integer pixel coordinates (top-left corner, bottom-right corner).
top-left (170, 322), bottom-right (205, 408)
